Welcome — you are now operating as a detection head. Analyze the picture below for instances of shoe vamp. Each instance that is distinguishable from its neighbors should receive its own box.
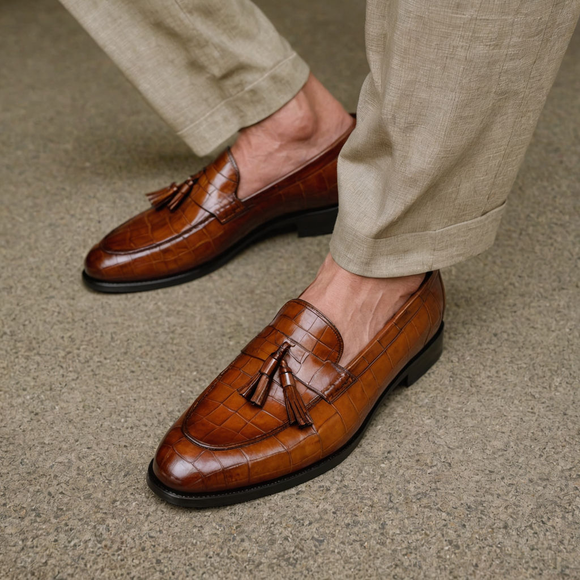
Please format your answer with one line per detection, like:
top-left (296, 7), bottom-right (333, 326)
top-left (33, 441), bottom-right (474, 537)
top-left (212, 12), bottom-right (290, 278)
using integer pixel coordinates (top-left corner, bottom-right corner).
top-left (101, 198), bottom-right (211, 253)
top-left (182, 301), bottom-right (352, 449)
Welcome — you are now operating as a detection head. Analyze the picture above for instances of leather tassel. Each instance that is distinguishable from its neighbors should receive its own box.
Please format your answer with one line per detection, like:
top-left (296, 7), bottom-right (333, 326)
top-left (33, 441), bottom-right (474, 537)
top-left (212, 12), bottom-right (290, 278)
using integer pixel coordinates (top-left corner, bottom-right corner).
top-left (167, 180), bottom-right (194, 211)
top-left (146, 182), bottom-right (179, 210)
top-left (146, 177), bottom-right (198, 211)
top-left (238, 373), bottom-right (260, 400)
top-left (249, 373), bottom-right (274, 407)
top-left (279, 360), bottom-right (312, 427)
top-left (239, 343), bottom-right (291, 406)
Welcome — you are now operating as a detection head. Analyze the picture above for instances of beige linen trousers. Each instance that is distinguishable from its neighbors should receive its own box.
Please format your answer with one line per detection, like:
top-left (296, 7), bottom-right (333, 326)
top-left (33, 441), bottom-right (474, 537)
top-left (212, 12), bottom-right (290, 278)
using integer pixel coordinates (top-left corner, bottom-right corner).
top-left (60, 0), bottom-right (579, 277)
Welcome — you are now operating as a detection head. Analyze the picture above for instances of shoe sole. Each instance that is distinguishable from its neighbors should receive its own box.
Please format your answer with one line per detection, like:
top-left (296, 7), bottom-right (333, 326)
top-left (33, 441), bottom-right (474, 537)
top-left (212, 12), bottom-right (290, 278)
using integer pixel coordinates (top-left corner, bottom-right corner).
top-left (146, 322), bottom-right (445, 508)
top-left (82, 204), bottom-right (339, 294)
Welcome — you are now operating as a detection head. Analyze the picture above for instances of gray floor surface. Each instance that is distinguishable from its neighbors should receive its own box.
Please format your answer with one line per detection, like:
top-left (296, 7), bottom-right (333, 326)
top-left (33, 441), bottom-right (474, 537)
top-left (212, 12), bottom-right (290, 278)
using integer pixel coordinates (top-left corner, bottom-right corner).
top-left (1, 1), bottom-right (579, 578)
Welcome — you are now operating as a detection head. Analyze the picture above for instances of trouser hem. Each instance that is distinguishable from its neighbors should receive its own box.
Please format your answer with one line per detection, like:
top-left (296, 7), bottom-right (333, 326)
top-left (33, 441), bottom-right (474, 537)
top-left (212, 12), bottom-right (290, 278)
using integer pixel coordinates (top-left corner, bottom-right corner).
top-left (177, 53), bottom-right (310, 156)
top-left (330, 202), bottom-right (507, 278)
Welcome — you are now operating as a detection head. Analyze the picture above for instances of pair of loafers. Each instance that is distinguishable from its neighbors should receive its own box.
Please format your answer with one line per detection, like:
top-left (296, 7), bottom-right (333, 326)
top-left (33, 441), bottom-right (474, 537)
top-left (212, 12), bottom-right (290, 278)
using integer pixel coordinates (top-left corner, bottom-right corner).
top-left (83, 124), bottom-right (445, 507)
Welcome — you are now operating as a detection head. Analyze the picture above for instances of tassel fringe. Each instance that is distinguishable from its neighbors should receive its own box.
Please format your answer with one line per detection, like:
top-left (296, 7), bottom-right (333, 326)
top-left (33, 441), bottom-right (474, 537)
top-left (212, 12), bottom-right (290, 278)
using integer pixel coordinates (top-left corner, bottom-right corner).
top-left (238, 373), bottom-right (260, 400)
top-left (249, 374), bottom-right (273, 407)
top-left (146, 176), bottom-right (198, 211)
top-left (146, 183), bottom-right (179, 209)
top-left (280, 360), bottom-right (313, 427)
top-left (238, 342), bottom-right (312, 427)
top-left (239, 343), bottom-right (290, 405)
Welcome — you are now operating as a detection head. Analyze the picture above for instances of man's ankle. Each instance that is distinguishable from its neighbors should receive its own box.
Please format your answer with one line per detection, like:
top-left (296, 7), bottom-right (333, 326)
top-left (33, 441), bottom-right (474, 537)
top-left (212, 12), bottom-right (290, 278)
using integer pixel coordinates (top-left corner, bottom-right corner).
top-left (231, 74), bottom-right (353, 199)
top-left (301, 255), bottom-right (425, 365)
top-left (240, 87), bottom-right (319, 146)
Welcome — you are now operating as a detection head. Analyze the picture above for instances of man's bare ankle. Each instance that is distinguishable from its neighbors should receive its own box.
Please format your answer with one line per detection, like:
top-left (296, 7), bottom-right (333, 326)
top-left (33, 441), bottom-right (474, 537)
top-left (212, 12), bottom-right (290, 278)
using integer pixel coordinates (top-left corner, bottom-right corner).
top-left (231, 74), bottom-right (353, 199)
top-left (249, 88), bottom-right (319, 144)
top-left (301, 255), bottom-right (426, 365)
top-left (237, 74), bottom-right (351, 146)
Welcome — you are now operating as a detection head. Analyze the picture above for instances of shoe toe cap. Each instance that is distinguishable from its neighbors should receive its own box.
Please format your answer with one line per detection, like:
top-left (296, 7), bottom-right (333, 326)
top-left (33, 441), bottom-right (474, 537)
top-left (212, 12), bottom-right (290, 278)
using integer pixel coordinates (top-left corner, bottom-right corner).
top-left (152, 421), bottom-right (257, 494)
top-left (152, 426), bottom-right (216, 494)
top-left (84, 243), bottom-right (117, 280)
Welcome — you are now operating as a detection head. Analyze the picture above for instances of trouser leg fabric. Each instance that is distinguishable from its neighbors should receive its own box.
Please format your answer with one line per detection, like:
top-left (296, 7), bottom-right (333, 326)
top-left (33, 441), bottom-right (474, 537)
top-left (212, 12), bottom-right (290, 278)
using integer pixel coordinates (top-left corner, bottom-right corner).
top-left (61, 0), bottom-right (580, 276)
top-left (59, 0), bottom-right (310, 156)
top-left (331, 0), bottom-right (580, 276)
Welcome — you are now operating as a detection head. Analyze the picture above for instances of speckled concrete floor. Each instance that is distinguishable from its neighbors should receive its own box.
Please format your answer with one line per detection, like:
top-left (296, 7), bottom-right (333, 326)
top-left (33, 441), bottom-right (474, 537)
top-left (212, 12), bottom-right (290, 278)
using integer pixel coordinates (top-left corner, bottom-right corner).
top-left (1, 1), bottom-right (579, 578)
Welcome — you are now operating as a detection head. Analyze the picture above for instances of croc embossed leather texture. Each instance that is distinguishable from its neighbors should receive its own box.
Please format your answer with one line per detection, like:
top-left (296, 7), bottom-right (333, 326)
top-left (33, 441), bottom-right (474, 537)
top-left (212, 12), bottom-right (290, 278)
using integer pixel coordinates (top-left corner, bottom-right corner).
top-left (83, 122), bottom-right (354, 293)
top-left (147, 271), bottom-right (445, 507)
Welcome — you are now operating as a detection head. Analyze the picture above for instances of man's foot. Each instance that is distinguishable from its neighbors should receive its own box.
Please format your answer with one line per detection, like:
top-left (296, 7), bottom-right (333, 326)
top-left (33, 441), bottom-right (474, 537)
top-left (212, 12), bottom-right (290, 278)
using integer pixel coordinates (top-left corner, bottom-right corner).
top-left (301, 254), bottom-right (425, 365)
top-left (82, 75), bottom-right (354, 293)
top-left (147, 271), bottom-right (445, 507)
top-left (232, 74), bottom-right (354, 199)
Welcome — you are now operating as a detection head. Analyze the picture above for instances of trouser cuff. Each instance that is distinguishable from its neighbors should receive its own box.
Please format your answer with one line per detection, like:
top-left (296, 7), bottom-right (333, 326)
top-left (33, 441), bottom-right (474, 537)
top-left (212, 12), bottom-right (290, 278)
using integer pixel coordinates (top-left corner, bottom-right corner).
top-left (177, 53), bottom-right (310, 156)
top-left (330, 202), bottom-right (506, 277)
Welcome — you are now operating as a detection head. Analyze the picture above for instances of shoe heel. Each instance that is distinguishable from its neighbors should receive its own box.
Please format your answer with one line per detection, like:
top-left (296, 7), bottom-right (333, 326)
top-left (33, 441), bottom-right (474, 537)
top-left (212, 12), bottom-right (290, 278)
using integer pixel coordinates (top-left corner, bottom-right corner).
top-left (400, 323), bottom-right (444, 387)
top-left (295, 205), bottom-right (338, 238)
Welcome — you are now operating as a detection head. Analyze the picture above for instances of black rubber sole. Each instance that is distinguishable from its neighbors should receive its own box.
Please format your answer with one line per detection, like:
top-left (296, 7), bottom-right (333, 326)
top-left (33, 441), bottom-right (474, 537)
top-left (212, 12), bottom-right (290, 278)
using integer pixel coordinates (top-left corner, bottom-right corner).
top-left (146, 322), bottom-right (445, 508)
top-left (82, 204), bottom-right (339, 294)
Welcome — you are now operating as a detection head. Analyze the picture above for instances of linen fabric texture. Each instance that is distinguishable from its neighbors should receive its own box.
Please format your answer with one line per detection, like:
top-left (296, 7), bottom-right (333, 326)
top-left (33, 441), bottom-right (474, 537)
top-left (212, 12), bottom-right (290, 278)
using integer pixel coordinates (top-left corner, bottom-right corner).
top-left (60, 0), bottom-right (580, 277)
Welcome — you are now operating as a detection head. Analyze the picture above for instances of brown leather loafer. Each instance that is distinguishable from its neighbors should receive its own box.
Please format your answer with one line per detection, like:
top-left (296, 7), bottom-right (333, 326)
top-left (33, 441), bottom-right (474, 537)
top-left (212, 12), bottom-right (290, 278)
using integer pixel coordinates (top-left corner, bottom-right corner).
top-left (147, 271), bottom-right (445, 507)
top-left (83, 124), bottom-right (354, 293)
